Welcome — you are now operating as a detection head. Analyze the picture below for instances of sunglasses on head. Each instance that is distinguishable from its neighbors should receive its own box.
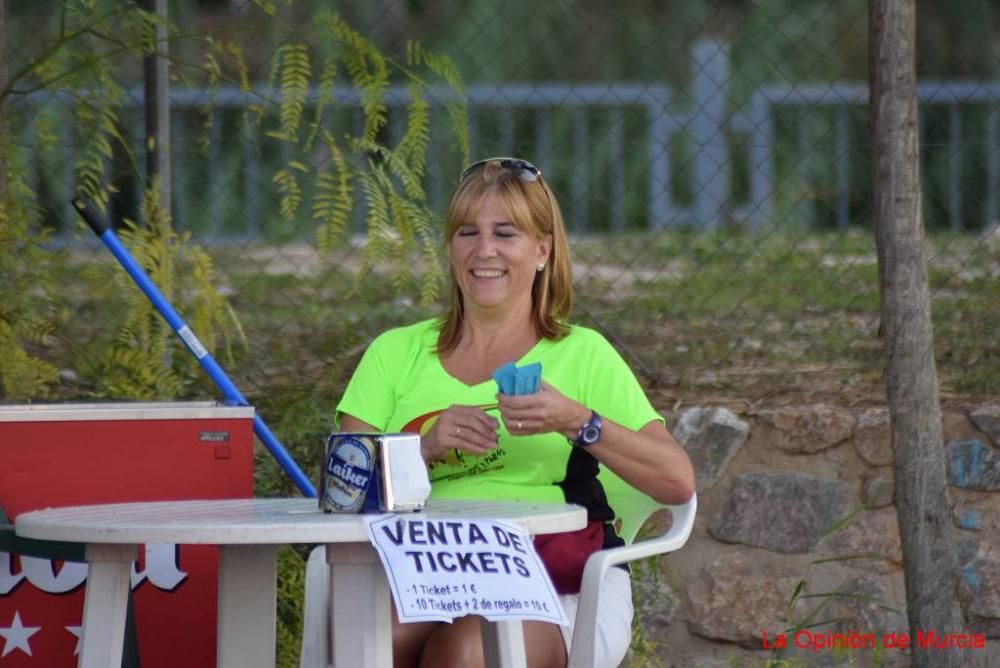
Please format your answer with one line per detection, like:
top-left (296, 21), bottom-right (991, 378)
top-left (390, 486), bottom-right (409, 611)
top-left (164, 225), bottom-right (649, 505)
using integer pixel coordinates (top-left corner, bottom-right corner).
top-left (458, 157), bottom-right (542, 184)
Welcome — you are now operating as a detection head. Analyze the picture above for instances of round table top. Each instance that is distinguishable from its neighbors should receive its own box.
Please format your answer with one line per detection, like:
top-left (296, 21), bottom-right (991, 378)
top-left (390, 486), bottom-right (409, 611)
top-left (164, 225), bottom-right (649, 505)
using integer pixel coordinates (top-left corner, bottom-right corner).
top-left (15, 497), bottom-right (587, 545)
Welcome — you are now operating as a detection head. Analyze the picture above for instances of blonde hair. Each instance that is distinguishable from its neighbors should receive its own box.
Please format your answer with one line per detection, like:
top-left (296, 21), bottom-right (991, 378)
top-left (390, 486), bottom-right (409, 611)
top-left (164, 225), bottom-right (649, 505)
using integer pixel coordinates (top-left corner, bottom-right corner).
top-left (437, 160), bottom-right (572, 354)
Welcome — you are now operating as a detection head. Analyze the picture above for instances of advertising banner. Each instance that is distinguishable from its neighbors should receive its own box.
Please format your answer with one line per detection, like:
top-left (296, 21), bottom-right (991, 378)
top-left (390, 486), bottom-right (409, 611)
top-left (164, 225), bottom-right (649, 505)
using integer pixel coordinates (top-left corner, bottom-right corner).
top-left (0, 403), bottom-right (255, 667)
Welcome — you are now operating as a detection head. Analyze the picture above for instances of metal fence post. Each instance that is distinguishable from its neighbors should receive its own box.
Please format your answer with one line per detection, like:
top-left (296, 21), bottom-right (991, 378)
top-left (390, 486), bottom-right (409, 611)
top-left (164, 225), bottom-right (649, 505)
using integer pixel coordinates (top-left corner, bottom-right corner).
top-left (609, 106), bottom-right (625, 233)
top-left (143, 0), bottom-right (171, 215)
top-left (836, 107), bottom-right (850, 229)
top-left (749, 89), bottom-right (773, 233)
top-left (796, 108), bottom-right (815, 229)
top-left (572, 106), bottom-right (589, 232)
top-left (647, 86), bottom-right (671, 229)
top-left (949, 103), bottom-right (962, 231)
top-left (692, 40), bottom-right (729, 231)
top-left (987, 105), bottom-right (998, 229)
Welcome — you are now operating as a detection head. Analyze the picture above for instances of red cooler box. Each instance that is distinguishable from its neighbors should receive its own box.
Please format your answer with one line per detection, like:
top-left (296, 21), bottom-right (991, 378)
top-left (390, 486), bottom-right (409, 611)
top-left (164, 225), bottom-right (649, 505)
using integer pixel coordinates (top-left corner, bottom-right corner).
top-left (0, 401), bottom-right (255, 667)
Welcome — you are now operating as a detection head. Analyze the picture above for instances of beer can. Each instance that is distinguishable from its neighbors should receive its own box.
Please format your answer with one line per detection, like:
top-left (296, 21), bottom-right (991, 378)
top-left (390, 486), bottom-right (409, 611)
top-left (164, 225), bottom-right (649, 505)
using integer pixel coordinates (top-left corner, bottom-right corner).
top-left (319, 433), bottom-right (428, 513)
top-left (320, 433), bottom-right (381, 513)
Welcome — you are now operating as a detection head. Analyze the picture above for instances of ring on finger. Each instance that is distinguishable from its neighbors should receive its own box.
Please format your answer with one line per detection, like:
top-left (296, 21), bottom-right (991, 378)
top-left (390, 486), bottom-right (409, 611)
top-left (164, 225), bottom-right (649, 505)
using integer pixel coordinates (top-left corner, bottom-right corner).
top-left (455, 426), bottom-right (461, 436)
top-left (517, 420), bottom-right (523, 430)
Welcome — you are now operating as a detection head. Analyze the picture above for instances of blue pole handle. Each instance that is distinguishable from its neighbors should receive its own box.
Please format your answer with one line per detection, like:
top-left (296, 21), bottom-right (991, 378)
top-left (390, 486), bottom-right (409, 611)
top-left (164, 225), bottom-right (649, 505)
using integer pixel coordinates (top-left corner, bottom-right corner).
top-left (72, 198), bottom-right (317, 497)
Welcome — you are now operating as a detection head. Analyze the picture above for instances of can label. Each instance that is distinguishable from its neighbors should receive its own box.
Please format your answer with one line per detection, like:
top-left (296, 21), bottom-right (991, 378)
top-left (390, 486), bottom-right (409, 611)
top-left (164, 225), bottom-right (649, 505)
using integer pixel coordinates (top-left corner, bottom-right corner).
top-left (320, 433), bottom-right (381, 513)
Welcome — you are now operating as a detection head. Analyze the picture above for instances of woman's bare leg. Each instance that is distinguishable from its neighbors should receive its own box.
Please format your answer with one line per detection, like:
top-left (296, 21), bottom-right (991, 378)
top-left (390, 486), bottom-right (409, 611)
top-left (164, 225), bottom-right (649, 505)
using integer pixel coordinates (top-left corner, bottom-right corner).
top-left (392, 604), bottom-right (440, 668)
top-left (418, 617), bottom-right (566, 668)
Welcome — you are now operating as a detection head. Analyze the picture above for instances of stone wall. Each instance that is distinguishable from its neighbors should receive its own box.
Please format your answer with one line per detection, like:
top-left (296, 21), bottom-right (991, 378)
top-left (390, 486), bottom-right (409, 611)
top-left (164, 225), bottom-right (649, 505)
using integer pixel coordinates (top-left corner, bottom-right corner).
top-left (629, 403), bottom-right (1000, 667)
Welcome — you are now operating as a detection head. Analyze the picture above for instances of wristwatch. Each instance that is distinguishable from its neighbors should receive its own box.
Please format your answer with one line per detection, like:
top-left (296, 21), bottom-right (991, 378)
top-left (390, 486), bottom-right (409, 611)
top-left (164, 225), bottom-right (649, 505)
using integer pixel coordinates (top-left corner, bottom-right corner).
top-left (572, 410), bottom-right (602, 448)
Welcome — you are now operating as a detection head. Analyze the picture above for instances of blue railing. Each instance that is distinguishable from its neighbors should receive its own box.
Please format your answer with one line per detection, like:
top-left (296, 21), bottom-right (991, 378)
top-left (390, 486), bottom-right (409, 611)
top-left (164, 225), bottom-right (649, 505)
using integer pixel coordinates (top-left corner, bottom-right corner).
top-left (14, 40), bottom-right (1000, 238)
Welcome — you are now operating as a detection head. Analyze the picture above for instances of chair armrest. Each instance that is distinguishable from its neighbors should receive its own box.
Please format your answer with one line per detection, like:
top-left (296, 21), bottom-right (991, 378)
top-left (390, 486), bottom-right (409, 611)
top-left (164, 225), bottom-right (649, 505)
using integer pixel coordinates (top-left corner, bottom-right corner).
top-left (567, 494), bottom-right (696, 668)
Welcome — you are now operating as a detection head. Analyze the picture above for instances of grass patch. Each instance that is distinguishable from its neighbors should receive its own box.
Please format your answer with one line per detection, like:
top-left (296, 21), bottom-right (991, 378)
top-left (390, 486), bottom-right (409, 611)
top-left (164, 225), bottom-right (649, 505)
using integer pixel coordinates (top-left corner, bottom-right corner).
top-left (25, 227), bottom-right (997, 666)
top-left (570, 229), bottom-right (998, 400)
top-left (41, 227), bottom-right (998, 437)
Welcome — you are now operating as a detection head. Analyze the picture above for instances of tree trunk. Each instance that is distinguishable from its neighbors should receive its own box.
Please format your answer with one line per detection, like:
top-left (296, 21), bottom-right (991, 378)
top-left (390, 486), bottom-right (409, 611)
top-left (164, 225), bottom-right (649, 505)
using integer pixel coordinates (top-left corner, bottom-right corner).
top-left (0, 0), bottom-right (8, 199)
top-left (868, 1), bottom-right (974, 666)
top-left (143, 0), bottom-right (170, 212)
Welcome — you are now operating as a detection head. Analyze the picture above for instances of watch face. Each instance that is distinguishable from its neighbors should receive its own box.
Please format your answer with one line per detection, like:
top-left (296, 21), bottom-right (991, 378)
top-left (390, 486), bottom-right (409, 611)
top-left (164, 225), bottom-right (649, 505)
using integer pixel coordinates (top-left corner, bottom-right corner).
top-left (573, 411), bottom-right (602, 447)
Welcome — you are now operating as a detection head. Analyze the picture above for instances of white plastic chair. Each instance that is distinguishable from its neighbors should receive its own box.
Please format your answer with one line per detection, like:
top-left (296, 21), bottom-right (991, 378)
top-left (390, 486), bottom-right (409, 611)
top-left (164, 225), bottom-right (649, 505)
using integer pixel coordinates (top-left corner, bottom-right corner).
top-left (298, 478), bottom-right (697, 668)
top-left (566, 471), bottom-right (697, 668)
top-left (300, 545), bottom-right (332, 668)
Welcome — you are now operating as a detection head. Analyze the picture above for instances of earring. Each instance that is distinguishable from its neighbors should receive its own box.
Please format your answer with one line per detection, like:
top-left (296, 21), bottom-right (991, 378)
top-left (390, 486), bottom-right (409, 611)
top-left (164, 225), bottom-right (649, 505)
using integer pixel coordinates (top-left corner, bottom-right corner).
top-left (536, 264), bottom-right (545, 272)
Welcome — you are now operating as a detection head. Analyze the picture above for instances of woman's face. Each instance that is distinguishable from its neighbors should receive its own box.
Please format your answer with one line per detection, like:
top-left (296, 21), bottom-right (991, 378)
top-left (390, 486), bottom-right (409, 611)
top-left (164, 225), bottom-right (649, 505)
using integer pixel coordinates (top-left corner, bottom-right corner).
top-left (449, 192), bottom-right (551, 317)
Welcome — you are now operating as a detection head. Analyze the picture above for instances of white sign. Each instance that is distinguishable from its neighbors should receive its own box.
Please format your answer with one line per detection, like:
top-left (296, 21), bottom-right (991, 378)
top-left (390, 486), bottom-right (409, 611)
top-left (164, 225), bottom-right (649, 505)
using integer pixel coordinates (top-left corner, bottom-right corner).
top-left (365, 515), bottom-right (567, 625)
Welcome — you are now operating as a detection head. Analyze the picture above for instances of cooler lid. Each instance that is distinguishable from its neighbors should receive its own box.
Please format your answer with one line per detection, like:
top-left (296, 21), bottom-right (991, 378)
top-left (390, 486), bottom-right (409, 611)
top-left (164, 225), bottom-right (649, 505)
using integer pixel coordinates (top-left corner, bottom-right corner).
top-left (0, 401), bottom-right (255, 422)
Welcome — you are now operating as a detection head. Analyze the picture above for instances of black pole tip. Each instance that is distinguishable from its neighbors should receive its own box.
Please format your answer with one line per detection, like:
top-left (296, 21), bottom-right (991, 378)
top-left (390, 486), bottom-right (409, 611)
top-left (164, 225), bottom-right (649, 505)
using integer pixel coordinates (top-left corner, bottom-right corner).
top-left (70, 197), bottom-right (110, 236)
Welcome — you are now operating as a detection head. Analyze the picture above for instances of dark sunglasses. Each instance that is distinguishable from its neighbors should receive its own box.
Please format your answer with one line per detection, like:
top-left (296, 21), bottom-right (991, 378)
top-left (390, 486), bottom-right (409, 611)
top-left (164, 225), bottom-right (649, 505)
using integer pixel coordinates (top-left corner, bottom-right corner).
top-left (458, 157), bottom-right (542, 184)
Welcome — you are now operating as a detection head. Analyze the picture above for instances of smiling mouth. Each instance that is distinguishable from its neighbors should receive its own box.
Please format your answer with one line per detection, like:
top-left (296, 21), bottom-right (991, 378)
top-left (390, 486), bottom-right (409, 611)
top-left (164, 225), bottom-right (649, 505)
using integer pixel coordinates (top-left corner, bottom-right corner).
top-left (471, 269), bottom-right (506, 278)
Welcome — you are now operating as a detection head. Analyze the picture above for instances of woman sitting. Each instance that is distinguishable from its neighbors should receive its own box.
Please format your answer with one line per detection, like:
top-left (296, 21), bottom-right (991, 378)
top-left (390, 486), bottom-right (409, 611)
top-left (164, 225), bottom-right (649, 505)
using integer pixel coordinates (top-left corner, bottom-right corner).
top-left (336, 157), bottom-right (695, 668)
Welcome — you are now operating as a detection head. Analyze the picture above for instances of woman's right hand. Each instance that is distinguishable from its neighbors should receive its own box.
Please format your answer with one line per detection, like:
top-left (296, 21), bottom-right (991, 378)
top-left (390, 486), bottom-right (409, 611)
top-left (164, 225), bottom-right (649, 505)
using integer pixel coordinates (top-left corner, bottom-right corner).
top-left (421, 405), bottom-right (499, 463)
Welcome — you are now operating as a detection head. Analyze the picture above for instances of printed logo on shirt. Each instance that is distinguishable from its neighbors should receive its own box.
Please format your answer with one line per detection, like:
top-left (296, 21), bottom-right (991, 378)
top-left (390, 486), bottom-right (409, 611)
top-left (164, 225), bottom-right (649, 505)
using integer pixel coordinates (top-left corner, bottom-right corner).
top-left (402, 405), bottom-right (507, 482)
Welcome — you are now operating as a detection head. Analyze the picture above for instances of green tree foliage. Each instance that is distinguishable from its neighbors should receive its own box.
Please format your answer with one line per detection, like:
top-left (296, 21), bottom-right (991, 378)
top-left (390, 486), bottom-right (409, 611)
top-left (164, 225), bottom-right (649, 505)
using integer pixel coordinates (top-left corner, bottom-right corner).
top-left (84, 180), bottom-right (247, 399)
top-left (0, 0), bottom-right (467, 400)
top-left (237, 9), bottom-right (466, 296)
top-left (0, 142), bottom-right (60, 399)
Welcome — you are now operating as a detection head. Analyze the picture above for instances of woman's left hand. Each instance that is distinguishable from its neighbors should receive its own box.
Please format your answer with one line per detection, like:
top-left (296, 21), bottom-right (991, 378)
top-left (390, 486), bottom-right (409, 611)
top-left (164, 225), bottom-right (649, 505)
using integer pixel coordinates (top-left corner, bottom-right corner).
top-left (495, 380), bottom-right (590, 439)
top-left (497, 381), bottom-right (696, 505)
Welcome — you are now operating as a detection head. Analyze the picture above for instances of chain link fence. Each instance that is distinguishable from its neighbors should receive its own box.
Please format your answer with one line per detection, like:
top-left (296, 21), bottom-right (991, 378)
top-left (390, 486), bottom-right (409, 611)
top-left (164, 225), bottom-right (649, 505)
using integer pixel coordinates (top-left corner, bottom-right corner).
top-left (5, 2), bottom-right (1000, 665)
top-left (5, 0), bottom-right (1000, 417)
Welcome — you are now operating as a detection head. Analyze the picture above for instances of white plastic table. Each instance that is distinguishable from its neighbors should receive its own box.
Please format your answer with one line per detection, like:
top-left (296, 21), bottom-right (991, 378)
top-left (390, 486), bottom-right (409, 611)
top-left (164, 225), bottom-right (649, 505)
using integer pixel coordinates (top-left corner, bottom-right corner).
top-left (15, 497), bottom-right (585, 668)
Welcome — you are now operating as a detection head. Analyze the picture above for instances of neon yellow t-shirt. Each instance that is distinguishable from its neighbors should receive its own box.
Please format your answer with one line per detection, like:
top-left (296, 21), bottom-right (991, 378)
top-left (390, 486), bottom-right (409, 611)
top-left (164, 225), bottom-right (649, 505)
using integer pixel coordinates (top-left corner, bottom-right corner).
top-left (336, 318), bottom-right (662, 513)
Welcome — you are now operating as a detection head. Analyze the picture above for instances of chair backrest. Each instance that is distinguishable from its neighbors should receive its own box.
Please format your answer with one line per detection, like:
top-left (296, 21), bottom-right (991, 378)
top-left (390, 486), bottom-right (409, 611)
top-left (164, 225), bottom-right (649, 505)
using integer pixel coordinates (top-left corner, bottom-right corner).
top-left (598, 466), bottom-right (663, 545)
